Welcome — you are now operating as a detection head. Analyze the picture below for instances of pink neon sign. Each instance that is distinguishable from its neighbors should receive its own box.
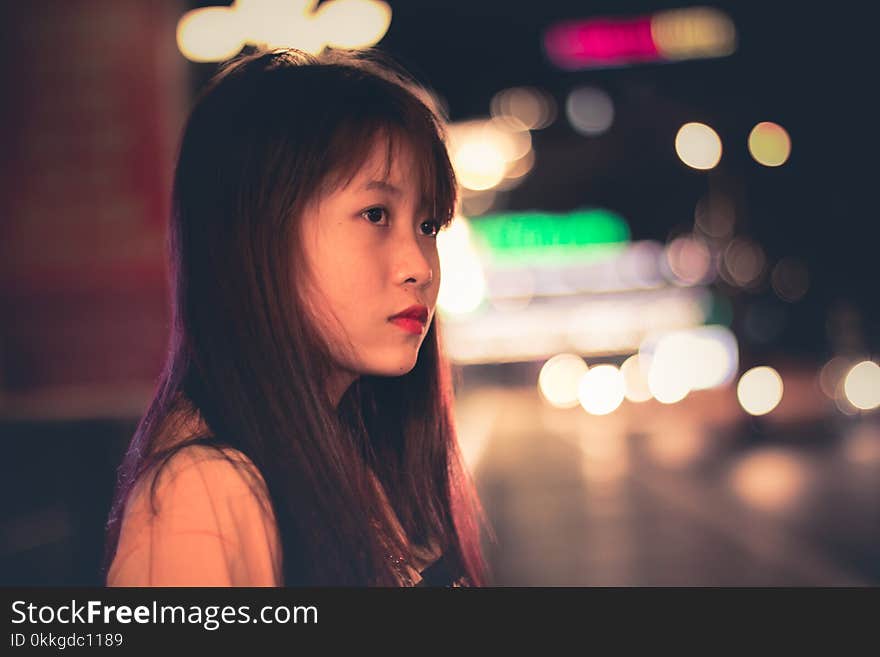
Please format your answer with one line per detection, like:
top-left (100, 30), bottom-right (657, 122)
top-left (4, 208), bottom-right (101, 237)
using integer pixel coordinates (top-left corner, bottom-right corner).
top-left (543, 8), bottom-right (737, 70)
top-left (544, 16), bottom-right (660, 69)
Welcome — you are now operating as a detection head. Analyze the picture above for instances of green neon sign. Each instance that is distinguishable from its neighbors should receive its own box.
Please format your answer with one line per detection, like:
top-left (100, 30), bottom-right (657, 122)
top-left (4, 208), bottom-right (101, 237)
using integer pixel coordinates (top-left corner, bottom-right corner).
top-left (468, 209), bottom-right (631, 267)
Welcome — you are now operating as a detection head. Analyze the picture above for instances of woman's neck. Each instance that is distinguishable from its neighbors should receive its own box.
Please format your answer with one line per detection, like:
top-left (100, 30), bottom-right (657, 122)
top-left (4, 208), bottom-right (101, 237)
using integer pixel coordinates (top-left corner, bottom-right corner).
top-left (328, 369), bottom-right (358, 408)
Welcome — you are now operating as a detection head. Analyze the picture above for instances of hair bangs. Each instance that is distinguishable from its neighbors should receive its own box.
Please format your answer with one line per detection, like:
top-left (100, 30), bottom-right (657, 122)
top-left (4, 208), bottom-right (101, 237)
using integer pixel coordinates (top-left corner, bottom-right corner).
top-left (316, 100), bottom-right (457, 228)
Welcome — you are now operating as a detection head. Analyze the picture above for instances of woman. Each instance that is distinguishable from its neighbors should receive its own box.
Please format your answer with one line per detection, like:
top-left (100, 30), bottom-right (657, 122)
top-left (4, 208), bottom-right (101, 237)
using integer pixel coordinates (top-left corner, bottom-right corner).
top-left (103, 48), bottom-right (489, 586)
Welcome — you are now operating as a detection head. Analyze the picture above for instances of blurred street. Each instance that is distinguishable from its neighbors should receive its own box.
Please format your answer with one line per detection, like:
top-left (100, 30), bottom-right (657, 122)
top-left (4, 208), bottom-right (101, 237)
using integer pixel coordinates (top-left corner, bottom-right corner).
top-left (458, 370), bottom-right (880, 585)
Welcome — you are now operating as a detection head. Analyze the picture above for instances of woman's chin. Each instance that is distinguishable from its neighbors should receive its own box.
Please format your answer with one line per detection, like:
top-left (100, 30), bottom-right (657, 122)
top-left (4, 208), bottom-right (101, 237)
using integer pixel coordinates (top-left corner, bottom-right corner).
top-left (360, 352), bottom-right (419, 377)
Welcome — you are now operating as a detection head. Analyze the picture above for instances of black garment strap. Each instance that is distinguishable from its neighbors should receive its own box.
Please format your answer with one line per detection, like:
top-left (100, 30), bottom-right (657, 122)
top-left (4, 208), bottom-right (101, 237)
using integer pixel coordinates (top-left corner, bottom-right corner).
top-left (414, 552), bottom-right (467, 587)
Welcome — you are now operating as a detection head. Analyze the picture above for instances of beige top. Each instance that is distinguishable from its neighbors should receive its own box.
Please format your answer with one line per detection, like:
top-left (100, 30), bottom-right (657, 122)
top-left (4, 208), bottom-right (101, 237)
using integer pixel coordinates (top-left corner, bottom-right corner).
top-left (106, 413), bottom-right (438, 586)
top-left (107, 445), bottom-right (283, 586)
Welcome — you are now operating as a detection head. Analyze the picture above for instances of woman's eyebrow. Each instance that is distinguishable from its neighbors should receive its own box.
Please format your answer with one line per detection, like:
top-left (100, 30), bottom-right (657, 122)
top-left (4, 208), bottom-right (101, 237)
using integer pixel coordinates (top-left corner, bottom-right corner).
top-left (361, 180), bottom-right (431, 216)
top-left (362, 180), bottom-right (402, 196)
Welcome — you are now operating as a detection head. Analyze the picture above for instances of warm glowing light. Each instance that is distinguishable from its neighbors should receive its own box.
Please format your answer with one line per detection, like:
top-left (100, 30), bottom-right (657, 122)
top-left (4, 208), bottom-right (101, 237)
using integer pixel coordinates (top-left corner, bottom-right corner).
top-left (487, 118), bottom-right (532, 161)
top-left (737, 366), bottom-right (783, 416)
top-left (682, 326), bottom-right (739, 390)
top-left (436, 217), bottom-right (485, 315)
top-left (771, 257), bottom-right (809, 302)
top-left (836, 388), bottom-right (860, 416)
top-left (651, 7), bottom-right (737, 60)
top-left (565, 86), bottom-right (614, 136)
top-left (568, 294), bottom-right (707, 357)
top-left (448, 119), bottom-right (533, 191)
top-left (748, 121), bottom-right (791, 167)
top-left (620, 354), bottom-right (652, 402)
top-left (538, 354), bottom-right (590, 409)
top-left (441, 286), bottom-right (710, 365)
top-left (844, 361), bottom-right (880, 410)
top-left (664, 234), bottom-right (713, 285)
top-left (177, 7), bottom-right (246, 62)
top-left (578, 364), bottom-right (625, 415)
top-left (675, 122), bottom-right (722, 170)
top-left (730, 448), bottom-right (809, 512)
top-left (451, 141), bottom-right (507, 191)
top-left (176, 0), bottom-right (392, 62)
top-left (640, 326), bottom-right (738, 403)
top-left (648, 368), bottom-right (689, 404)
top-left (502, 149), bottom-right (536, 181)
top-left (490, 87), bottom-right (556, 130)
top-left (315, 0), bottom-right (392, 49)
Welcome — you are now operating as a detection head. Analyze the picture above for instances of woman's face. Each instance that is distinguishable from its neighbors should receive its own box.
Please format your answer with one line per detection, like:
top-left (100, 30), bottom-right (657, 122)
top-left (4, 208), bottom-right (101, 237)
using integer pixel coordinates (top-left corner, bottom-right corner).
top-left (298, 138), bottom-right (442, 390)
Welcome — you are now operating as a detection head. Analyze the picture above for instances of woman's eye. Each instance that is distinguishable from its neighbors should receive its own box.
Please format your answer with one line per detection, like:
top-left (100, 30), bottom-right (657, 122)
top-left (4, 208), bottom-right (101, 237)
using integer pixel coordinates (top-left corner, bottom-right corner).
top-left (362, 207), bottom-right (388, 225)
top-left (420, 220), bottom-right (440, 237)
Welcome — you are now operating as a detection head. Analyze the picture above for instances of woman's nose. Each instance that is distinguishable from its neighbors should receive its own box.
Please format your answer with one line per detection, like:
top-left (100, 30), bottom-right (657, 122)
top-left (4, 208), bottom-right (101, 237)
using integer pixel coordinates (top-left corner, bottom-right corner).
top-left (394, 238), bottom-right (434, 289)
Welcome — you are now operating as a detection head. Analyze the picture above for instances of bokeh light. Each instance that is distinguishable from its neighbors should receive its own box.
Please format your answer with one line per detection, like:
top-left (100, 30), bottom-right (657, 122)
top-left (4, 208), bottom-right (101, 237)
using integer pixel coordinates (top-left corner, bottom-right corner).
top-left (451, 140), bottom-right (507, 191)
top-left (544, 7), bottom-right (736, 69)
top-left (315, 0), bottom-right (394, 49)
top-left (771, 257), bottom-right (809, 302)
top-left (538, 354), bottom-right (589, 409)
top-left (488, 118), bottom-right (532, 161)
top-left (651, 7), bottom-right (737, 60)
top-left (448, 119), bottom-right (534, 191)
top-left (620, 354), bottom-right (652, 402)
top-left (436, 216), bottom-right (486, 314)
top-left (748, 121), bottom-right (791, 167)
top-left (844, 361), bottom-right (880, 410)
top-left (683, 327), bottom-right (739, 390)
top-left (647, 343), bottom-right (690, 404)
top-left (819, 356), bottom-right (854, 399)
top-left (490, 86), bottom-right (556, 130)
top-left (495, 149), bottom-right (536, 191)
top-left (663, 234), bottom-right (713, 285)
top-left (675, 122), bottom-right (722, 170)
top-left (176, 0), bottom-right (392, 62)
top-left (565, 86), bottom-right (614, 136)
top-left (642, 326), bottom-right (738, 403)
top-left (177, 7), bottom-right (245, 62)
top-left (721, 238), bottom-right (765, 288)
top-left (505, 149), bottom-right (536, 179)
top-left (737, 366), bottom-right (784, 416)
top-left (578, 364), bottom-right (625, 415)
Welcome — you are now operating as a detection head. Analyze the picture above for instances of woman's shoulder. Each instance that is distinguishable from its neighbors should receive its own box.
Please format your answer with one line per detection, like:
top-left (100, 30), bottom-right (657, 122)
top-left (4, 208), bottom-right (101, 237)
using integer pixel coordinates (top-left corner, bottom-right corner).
top-left (110, 443), bottom-right (281, 586)
top-left (139, 443), bottom-right (270, 511)
top-left (144, 403), bottom-right (269, 504)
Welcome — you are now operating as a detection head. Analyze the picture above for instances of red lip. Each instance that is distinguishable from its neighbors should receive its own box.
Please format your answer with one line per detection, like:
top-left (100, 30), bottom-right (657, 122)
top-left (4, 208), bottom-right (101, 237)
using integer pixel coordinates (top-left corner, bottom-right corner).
top-left (389, 304), bottom-right (429, 325)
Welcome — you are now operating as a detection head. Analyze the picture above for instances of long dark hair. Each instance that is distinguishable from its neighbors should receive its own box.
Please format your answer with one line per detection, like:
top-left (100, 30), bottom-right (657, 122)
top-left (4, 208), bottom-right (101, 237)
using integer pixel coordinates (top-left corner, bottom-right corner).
top-left (103, 48), bottom-right (488, 586)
